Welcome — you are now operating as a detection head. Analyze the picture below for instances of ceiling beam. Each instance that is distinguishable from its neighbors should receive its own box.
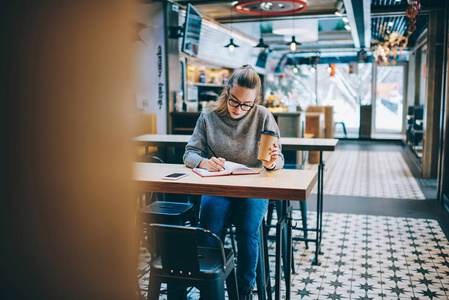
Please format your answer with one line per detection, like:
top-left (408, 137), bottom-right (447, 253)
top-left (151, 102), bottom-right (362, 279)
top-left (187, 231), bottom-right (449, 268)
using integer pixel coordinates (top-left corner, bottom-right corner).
top-left (343, 0), bottom-right (370, 49)
top-left (371, 4), bottom-right (443, 16)
top-left (174, 0), bottom-right (229, 4)
top-left (217, 11), bottom-right (339, 24)
top-left (362, 0), bottom-right (370, 48)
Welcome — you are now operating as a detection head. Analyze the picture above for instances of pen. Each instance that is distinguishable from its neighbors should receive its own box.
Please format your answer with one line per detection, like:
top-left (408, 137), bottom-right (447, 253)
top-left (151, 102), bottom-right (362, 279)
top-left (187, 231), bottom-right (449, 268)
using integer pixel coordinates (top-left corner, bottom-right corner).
top-left (204, 123), bottom-right (220, 159)
top-left (207, 144), bottom-right (219, 158)
top-left (205, 125), bottom-right (224, 170)
top-left (207, 145), bottom-right (225, 170)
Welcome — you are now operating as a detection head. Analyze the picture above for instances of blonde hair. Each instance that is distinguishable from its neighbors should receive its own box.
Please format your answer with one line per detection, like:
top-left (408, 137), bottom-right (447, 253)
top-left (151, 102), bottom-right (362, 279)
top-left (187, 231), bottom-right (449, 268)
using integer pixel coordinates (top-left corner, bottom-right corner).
top-left (205, 64), bottom-right (261, 115)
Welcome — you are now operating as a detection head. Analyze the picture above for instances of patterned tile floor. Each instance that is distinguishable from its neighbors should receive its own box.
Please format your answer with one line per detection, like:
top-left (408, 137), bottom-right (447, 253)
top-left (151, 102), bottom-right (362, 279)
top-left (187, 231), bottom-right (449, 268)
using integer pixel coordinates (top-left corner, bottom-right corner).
top-left (139, 211), bottom-right (449, 299)
top-left (287, 211), bottom-right (449, 300)
top-left (139, 146), bottom-right (446, 299)
top-left (307, 150), bottom-right (425, 200)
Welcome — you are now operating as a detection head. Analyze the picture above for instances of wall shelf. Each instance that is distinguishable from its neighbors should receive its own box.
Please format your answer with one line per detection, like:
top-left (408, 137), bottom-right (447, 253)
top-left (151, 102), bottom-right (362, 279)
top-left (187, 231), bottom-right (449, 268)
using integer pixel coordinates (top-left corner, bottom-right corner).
top-left (170, 112), bottom-right (201, 135)
top-left (189, 82), bottom-right (225, 88)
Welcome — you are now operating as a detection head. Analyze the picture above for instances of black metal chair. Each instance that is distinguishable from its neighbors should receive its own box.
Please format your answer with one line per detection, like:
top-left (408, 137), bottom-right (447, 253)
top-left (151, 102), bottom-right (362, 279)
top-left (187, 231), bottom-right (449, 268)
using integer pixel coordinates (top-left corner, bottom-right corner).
top-left (140, 201), bottom-right (197, 226)
top-left (137, 201), bottom-right (198, 299)
top-left (146, 224), bottom-right (239, 300)
top-left (334, 121), bottom-right (347, 137)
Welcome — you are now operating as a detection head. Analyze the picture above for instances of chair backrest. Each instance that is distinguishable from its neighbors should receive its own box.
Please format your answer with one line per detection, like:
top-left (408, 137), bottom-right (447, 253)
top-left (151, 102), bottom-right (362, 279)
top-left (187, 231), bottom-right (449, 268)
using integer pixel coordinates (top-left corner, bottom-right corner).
top-left (306, 105), bottom-right (334, 138)
top-left (148, 224), bottom-right (226, 277)
top-left (136, 113), bottom-right (157, 136)
top-left (135, 113), bottom-right (158, 156)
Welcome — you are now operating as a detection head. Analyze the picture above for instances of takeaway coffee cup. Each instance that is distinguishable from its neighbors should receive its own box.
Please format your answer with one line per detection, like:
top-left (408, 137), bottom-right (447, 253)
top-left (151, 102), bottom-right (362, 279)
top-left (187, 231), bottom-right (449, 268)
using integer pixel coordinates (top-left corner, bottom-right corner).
top-left (258, 130), bottom-right (279, 161)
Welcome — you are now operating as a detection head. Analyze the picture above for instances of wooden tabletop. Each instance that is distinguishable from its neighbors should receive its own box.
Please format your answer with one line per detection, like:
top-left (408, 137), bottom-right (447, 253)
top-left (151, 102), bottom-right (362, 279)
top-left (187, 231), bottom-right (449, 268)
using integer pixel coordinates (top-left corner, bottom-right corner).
top-left (134, 134), bottom-right (338, 152)
top-left (133, 134), bottom-right (190, 147)
top-left (134, 163), bottom-right (318, 201)
top-left (281, 137), bottom-right (338, 151)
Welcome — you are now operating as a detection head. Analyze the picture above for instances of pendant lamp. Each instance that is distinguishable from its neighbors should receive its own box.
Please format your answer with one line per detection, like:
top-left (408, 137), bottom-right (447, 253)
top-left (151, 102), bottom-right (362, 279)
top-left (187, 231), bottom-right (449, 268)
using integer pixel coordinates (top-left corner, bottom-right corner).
top-left (286, 9), bottom-right (300, 52)
top-left (255, 0), bottom-right (269, 50)
top-left (255, 37), bottom-right (270, 48)
top-left (286, 36), bottom-right (300, 51)
top-left (224, 38), bottom-right (239, 53)
top-left (225, 0), bottom-right (239, 54)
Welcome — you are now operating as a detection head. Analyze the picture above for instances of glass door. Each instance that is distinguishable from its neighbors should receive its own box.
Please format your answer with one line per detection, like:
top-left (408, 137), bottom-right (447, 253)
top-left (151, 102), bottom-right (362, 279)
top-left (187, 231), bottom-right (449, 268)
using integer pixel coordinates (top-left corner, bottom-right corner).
top-left (374, 63), bottom-right (406, 133)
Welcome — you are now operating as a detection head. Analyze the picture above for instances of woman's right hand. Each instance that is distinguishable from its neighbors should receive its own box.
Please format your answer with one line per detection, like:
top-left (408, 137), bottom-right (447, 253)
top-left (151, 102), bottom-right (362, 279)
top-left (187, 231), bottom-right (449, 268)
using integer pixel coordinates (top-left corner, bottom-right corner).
top-left (199, 157), bottom-right (226, 172)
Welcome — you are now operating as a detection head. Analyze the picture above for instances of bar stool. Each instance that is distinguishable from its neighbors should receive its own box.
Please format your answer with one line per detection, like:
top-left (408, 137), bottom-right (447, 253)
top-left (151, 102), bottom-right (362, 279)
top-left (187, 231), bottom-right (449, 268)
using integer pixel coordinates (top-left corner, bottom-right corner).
top-left (225, 219), bottom-right (272, 300)
top-left (266, 200), bottom-right (307, 278)
top-left (267, 200), bottom-right (308, 249)
top-left (256, 218), bottom-right (272, 300)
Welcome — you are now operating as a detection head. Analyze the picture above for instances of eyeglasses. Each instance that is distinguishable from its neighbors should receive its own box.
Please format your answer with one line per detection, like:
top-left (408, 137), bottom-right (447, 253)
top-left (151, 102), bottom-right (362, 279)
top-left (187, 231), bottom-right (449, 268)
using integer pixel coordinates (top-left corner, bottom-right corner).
top-left (227, 90), bottom-right (254, 111)
top-left (228, 97), bottom-right (254, 111)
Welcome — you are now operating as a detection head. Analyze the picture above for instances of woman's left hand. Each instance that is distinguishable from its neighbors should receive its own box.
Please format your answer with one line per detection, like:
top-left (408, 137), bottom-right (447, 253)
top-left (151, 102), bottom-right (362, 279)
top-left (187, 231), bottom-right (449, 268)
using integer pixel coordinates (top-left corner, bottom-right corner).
top-left (258, 142), bottom-right (279, 169)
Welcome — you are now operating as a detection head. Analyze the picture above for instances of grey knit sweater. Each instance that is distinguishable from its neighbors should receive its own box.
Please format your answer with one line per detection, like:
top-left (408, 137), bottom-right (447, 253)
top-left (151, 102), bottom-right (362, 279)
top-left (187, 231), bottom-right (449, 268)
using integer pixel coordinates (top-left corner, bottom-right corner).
top-left (183, 105), bottom-right (284, 170)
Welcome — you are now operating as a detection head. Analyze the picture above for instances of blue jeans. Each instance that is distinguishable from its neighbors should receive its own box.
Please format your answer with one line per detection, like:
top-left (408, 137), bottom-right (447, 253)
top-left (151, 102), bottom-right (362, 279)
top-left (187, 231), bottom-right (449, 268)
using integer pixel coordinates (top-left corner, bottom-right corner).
top-left (199, 195), bottom-right (268, 294)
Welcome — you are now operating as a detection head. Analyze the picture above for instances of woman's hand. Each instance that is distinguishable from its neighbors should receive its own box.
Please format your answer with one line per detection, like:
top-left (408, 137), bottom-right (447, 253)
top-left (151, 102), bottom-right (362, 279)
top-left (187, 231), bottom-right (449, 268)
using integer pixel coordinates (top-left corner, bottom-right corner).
top-left (258, 142), bottom-right (279, 169)
top-left (199, 157), bottom-right (226, 172)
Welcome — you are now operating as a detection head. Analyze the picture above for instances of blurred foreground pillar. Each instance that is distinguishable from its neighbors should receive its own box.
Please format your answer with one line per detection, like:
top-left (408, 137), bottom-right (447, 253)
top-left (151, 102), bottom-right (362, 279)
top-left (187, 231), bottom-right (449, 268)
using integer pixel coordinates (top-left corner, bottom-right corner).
top-left (1, 1), bottom-right (138, 299)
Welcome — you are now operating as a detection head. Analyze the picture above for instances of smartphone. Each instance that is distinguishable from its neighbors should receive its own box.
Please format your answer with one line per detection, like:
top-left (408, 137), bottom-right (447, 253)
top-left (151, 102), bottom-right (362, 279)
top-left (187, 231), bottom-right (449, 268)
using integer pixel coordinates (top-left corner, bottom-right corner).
top-left (162, 172), bottom-right (189, 180)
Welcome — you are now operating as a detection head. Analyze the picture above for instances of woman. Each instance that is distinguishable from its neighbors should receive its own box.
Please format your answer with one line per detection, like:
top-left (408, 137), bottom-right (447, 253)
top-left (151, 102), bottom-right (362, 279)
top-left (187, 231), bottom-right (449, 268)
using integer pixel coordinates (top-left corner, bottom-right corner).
top-left (183, 64), bottom-right (284, 299)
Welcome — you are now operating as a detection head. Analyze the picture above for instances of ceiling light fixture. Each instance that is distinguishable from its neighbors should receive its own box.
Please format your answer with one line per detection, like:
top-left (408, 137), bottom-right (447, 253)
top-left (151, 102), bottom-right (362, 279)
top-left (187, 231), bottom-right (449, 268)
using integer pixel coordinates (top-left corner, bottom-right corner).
top-left (233, 0), bottom-right (307, 16)
top-left (286, 5), bottom-right (300, 52)
top-left (286, 8), bottom-right (300, 52)
top-left (272, 19), bottom-right (318, 42)
top-left (254, 0), bottom-right (269, 50)
top-left (334, 0), bottom-right (344, 17)
top-left (224, 0), bottom-right (240, 54)
top-left (255, 37), bottom-right (270, 48)
top-left (287, 36), bottom-right (300, 51)
top-left (357, 48), bottom-right (368, 62)
top-left (309, 55), bottom-right (319, 73)
top-left (224, 38), bottom-right (239, 53)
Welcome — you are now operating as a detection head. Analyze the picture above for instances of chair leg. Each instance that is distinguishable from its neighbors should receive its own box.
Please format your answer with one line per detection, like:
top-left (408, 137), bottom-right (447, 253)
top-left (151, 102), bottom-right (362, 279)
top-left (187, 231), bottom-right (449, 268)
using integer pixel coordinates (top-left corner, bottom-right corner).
top-left (147, 274), bottom-right (161, 300)
top-left (300, 201), bottom-right (308, 249)
top-left (201, 280), bottom-right (225, 300)
top-left (226, 268), bottom-right (239, 300)
top-left (187, 194), bottom-right (200, 226)
top-left (262, 219), bottom-right (273, 300)
top-left (275, 201), bottom-right (296, 276)
top-left (228, 226), bottom-right (237, 255)
top-left (256, 221), bottom-right (271, 300)
top-left (266, 200), bottom-right (275, 226)
top-left (275, 201), bottom-right (288, 276)
top-left (256, 240), bottom-right (266, 300)
top-left (167, 283), bottom-right (187, 300)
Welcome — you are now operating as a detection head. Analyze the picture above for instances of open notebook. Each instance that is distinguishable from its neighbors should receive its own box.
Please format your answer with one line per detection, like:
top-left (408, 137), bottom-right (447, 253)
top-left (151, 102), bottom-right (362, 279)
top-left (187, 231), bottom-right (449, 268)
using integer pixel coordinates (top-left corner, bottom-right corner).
top-left (192, 161), bottom-right (260, 177)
